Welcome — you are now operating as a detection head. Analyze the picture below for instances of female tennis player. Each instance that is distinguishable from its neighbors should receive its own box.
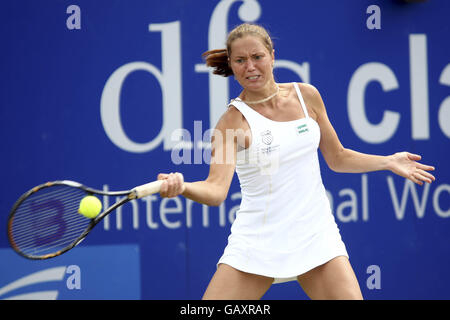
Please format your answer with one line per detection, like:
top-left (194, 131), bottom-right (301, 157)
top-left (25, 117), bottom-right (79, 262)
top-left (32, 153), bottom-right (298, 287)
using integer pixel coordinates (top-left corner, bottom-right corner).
top-left (157, 23), bottom-right (435, 300)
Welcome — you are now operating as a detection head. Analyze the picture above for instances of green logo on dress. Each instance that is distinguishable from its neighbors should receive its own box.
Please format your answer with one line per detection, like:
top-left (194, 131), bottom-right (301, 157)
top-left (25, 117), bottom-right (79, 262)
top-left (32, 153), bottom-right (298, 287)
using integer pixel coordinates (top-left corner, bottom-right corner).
top-left (297, 124), bottom-right (309, 134)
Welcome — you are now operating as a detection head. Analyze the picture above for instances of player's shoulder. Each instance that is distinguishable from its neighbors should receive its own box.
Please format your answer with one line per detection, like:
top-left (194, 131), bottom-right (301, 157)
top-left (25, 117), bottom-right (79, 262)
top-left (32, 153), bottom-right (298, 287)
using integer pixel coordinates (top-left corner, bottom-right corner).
top-left (216, 103), bottom-right (246, 131)
top-left (224, 103), bottom-right (244, 121)
top-left (279, 82), bottom-right (321, 101)
top-left (297, 82), bottom-right (325, 109)
top-left (297, 82), bottom-right (321, 99)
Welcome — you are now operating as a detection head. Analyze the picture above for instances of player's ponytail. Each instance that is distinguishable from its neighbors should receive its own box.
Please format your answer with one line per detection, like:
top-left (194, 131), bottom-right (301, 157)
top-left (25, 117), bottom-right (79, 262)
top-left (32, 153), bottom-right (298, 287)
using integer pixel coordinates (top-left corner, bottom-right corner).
top-left (202, 49), bottom-right (233, 77)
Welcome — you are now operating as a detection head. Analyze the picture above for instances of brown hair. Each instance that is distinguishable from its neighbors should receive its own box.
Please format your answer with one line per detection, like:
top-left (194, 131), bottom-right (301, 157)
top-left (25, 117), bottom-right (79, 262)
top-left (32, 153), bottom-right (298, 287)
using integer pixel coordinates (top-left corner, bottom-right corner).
top-left (202, 23), bottom-right (274, 77)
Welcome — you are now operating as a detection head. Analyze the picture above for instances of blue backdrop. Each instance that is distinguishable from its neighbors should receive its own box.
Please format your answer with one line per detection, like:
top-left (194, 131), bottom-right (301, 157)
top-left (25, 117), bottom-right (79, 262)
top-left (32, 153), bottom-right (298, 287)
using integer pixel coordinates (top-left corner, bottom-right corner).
top-left (1, 0), bottom-right (449, 300)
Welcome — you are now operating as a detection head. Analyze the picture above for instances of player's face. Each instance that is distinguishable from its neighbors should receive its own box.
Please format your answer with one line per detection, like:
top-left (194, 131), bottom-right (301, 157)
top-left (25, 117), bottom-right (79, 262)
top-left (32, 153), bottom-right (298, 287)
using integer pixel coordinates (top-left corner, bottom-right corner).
top-left (229, 35), bottom-right (275, 91)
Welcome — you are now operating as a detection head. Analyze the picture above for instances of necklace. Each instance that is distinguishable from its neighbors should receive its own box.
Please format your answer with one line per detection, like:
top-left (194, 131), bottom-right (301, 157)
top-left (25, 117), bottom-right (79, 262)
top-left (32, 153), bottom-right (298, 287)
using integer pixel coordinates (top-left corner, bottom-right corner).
top-left (240, 85), bottom-right (279, 104)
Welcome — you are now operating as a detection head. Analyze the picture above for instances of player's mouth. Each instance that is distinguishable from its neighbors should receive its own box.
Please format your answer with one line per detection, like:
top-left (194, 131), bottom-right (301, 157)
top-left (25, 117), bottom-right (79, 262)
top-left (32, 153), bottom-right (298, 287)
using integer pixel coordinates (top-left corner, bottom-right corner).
top-left (246, 75), bottom-right (260, 80)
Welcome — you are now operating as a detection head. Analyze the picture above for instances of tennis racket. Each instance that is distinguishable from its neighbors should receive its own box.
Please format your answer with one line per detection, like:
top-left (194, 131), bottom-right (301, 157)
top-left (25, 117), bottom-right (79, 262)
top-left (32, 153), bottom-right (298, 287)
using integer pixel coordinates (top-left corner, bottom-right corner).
top-left (7, 180), bottom-right (163, 260)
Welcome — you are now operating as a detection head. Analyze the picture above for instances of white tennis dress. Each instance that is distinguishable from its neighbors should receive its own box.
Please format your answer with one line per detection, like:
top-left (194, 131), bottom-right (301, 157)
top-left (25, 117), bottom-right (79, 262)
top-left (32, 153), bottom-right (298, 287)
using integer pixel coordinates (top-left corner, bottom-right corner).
top-left (218, 82), bottom-right (348, 283)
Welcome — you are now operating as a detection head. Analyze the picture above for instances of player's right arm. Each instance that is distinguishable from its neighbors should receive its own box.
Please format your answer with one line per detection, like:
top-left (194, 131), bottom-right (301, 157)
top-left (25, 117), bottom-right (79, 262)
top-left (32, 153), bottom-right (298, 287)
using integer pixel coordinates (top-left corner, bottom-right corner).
top-left (159, 106), bottom-right (246, 206)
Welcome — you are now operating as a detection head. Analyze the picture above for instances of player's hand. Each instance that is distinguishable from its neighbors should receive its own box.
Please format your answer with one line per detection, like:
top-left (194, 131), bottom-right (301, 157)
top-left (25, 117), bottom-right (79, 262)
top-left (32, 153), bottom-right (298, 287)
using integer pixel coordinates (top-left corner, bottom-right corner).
top-left (388, 152), bottom-right (435, 185)
top-left (157, 172), bottom-right (185, 198)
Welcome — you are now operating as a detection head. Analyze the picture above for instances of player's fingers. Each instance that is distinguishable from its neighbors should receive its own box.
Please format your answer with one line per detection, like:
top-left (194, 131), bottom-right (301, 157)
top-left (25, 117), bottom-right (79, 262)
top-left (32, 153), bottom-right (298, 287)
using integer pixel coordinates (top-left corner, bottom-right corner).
top-left (415, 169), bottom-right (435, 183)
top-left (162, 173), bottom-right (173, 196)
top-left (407, 152), bottom-right (421, 161)
top-left (174, 172), bottom-right (184, 185)
top-left (157, 173), bottom-right (169, 180)
top-left (410, 171), bottom-right (428, 186)
top-left (174, 172), bottom-right (185, 194)
top-left (159, 179), bottom-right (169, 197)
top-left (159, 172), bottom-right (184, 198)
top-left (160, 173), bottom-right (177, 196)
top-left (409, 173), bottom-right (422, 186)
top-left (164, 172), bottom-right (181, 197)
top-left (421, 169), bottom-right (435, 182)
top-left (417, 163), bottom-right (435, 172)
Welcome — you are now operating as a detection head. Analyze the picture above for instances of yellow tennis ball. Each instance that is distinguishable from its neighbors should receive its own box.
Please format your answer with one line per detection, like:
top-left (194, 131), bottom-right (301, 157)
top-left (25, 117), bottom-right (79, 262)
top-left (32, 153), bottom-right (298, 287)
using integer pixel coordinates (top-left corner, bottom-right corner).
top-left (78, 195), bottom-right (102, 219)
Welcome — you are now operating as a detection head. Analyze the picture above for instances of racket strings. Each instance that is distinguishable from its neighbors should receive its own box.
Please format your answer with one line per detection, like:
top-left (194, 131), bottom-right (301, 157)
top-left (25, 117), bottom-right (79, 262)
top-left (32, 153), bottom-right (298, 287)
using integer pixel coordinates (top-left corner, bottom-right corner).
top-left (9, 185), bottom-right (94, 258)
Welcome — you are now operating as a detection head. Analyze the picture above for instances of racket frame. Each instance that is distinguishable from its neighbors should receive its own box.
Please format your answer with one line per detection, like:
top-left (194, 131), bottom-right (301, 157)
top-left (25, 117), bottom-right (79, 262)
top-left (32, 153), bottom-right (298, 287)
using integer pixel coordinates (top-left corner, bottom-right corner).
top-left (7, 180), bottom-right (158, 260)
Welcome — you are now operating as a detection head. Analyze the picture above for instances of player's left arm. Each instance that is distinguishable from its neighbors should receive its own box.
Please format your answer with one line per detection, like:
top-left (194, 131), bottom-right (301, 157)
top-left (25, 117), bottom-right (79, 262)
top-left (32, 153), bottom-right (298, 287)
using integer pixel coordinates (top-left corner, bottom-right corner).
top-left (299, 83), bottom-right (435, 185)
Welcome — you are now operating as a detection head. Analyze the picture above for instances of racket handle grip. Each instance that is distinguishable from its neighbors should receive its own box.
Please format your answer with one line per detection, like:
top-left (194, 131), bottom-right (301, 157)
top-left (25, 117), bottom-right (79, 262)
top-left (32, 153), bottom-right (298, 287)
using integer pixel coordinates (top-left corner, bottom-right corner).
top-left (133, 180), bottom-right (163, 198)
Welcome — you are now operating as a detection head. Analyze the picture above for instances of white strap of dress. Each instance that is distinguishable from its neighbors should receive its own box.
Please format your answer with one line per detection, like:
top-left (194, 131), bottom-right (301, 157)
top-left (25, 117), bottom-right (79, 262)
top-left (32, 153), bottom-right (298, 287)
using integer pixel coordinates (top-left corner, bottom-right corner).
top-left (293, 82), bottom-right (309, 118)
